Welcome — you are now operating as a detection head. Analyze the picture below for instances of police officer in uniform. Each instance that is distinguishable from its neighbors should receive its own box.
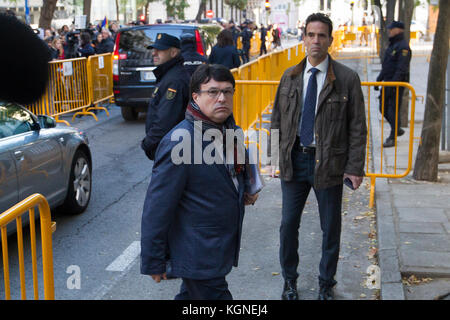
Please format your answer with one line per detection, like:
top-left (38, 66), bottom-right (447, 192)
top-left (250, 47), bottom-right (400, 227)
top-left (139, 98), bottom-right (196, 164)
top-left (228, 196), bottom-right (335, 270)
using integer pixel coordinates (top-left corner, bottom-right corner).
top-left (376, 21), bottom-right (411, 148)
top-left (180, 33), bottom-right (208, 76)
top-left (141, 33), bottom-right (190, 160)
top-left (240, 21), bottom-right (253, 64)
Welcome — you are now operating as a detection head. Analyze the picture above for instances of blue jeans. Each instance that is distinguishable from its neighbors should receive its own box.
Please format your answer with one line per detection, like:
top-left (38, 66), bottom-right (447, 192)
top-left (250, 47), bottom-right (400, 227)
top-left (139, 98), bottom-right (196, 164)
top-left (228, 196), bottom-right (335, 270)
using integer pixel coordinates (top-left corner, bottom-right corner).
top-left (279, 147), bottom-right (343, 288)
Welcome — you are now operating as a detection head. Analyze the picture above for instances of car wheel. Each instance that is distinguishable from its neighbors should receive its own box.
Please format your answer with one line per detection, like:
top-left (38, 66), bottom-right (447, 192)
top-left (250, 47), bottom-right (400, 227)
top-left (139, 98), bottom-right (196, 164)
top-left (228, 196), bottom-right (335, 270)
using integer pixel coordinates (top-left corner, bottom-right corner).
top-left (63, 150), bottom-right (92, 215)
top-left (121, 106), bottom-right (138, 121)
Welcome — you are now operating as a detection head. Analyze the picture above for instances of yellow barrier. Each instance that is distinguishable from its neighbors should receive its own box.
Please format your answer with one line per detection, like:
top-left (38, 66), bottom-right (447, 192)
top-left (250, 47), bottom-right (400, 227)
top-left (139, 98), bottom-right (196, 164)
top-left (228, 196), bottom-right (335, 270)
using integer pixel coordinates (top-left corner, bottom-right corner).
top-left (26, 54), bottom-right (113, 125)
top-left (362, 81), bottom-right (416, 208)
top-left (0, 193), bottom-right (55, 300)
top-left (72, 53), bottom-right (113, 121)
top-left (237, 31), bottom-right (275, 59)
top-left (234, 78), bottom-right (415, 209)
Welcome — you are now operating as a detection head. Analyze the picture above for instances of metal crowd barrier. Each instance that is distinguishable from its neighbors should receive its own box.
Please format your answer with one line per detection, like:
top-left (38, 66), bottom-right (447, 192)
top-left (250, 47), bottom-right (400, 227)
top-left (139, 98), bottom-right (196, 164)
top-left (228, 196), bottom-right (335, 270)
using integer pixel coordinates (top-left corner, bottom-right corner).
top-left (26, 53), bottom-right (114, 126)
top-left (363, 81), bottom-right (416, 207)
top-left (0, 194), bottom-right (55, 300)
top-left (233, 79), bottom-right (416, 208)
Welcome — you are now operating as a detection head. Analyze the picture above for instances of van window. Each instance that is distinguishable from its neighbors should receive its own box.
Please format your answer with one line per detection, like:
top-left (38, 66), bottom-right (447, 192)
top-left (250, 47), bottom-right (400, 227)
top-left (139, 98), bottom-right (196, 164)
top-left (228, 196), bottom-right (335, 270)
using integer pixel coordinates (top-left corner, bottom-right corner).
top-left (118, 28), bottom-right (195, 62)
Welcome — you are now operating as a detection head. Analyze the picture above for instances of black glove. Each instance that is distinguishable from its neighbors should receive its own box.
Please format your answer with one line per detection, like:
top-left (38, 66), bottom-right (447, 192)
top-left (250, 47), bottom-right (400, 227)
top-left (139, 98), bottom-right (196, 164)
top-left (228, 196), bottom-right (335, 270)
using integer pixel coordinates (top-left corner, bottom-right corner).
top-left (141, 138), bottom-right (155, 161)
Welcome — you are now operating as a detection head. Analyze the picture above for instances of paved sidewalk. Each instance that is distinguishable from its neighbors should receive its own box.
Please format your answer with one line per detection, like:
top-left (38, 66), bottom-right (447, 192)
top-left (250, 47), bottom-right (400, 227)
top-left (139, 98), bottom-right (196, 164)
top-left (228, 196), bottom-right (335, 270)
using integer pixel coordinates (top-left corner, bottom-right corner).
top-left (368, 53), bottom-right (450, 300)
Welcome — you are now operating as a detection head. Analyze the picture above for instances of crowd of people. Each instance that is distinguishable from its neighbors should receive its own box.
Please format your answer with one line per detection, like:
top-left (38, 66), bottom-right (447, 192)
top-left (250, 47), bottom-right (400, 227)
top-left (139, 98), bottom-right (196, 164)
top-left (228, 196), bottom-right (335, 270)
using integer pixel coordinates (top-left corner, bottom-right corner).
top-left (39, 16), bottom-right (285, 67)
top-left (41, 21), bottom-right (119, 60)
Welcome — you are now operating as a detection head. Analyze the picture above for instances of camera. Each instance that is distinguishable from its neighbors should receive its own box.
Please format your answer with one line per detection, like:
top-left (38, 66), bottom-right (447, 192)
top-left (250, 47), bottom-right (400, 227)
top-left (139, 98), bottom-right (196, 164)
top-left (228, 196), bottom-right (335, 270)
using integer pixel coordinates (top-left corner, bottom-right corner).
top-left (65, 30), bottom-right (81, 59)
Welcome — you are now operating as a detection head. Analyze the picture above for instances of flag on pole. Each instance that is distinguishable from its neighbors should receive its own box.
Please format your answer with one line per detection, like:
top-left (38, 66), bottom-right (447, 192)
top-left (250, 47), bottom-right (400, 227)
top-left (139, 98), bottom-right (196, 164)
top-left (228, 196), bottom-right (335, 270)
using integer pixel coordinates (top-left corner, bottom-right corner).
top-left (101, 16), bottom-right (108, 29)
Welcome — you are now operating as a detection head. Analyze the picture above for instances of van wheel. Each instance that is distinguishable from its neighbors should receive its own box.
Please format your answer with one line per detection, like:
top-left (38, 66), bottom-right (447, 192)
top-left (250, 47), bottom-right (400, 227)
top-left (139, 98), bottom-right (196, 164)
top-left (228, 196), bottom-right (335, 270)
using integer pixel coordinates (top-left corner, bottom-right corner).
top-left (121, 106), bottom-right (138, 121)
top-left (62, 150), bottom-right (91, 215)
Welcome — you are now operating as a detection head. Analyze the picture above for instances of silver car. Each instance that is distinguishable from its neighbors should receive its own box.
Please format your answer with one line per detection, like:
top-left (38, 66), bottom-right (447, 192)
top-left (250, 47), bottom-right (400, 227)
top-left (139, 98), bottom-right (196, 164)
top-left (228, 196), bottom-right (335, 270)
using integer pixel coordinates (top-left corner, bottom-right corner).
top-left (0, 101), bottom-right (92, 223)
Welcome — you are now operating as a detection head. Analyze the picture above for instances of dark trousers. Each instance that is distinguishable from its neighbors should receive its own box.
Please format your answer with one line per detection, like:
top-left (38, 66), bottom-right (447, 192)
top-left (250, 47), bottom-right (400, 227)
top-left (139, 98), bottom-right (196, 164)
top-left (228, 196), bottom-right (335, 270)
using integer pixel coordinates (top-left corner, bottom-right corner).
top-left (260, 44), bottom-right (267, 56)
top-left (379, 86), bottom-right (405, 139)
top-left (279, 146), bottom-right (343, 288)
top-left (174, 277), bottom-right (233, 300)
top-left (242, 44), bottom-right (250, 64)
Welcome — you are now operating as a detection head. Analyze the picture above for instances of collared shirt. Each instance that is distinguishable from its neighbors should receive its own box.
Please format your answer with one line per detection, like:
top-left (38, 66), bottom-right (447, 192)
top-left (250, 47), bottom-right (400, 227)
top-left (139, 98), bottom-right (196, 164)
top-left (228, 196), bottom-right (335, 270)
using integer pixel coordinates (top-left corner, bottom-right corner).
top-left (298, 55), bottom-right (329, 146)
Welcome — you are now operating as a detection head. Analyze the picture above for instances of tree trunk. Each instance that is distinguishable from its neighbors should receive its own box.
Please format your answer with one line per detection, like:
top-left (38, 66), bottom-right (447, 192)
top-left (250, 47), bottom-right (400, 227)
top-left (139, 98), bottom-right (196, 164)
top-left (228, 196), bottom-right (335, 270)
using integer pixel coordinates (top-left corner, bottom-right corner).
top-left (413, 0), bottom-right (450, 181)
top-left (196, 0), bottom-right (206, 21)
top-left (145, 1), bottom-right (150, 22)
top-left (380, 0), bottom-right (396, 60)
top-left (115, 0), bottom-right (120, 22)
top-left (373, 0), bottom-right (386, 61)
top-left (399, 0), bottom-right (415, 128)
top-left (38, 0), bottom-right (58, 30)
top-left (83, 0), bottom-right (92, 25)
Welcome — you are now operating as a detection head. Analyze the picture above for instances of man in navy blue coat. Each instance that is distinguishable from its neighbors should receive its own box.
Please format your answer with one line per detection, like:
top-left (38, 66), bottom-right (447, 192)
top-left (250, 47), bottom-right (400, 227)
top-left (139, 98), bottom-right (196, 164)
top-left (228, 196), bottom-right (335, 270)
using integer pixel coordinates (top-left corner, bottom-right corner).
top-left (376, 21), bottom-right (411, 148)
top-left (140, 64), bottom-right (259, 300)
top-left (141, 33), bottom-right (190, 160)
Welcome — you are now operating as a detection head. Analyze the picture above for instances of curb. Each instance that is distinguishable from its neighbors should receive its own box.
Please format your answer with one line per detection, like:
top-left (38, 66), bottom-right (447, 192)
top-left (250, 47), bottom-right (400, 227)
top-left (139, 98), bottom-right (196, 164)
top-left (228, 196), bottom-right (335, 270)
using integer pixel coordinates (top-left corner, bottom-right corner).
top-left (368, 87), bottom-right (405, 300)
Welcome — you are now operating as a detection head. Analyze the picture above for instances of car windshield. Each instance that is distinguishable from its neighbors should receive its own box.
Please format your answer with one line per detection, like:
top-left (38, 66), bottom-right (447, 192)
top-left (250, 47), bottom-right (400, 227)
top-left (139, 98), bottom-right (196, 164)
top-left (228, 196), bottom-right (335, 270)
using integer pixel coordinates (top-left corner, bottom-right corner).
top-left (0, 102), bottom-right (35, 138)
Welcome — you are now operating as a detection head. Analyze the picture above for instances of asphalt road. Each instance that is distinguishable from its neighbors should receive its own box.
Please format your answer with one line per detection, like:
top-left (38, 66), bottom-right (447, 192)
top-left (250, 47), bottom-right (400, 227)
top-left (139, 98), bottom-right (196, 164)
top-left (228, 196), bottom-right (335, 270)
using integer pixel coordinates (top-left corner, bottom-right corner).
top-left (1, 53), bottom-right (380, 301)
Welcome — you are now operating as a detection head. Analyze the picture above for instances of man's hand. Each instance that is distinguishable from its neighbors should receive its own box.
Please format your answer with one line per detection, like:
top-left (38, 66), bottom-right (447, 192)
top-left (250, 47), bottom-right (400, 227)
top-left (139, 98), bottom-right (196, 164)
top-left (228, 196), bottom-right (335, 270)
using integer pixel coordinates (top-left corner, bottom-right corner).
top-left (343, 174), bottom-right (364, 190)
top-left (151, 273), bottom-right (167, 283)
top-left (244, 192), bottom-right (259, 206)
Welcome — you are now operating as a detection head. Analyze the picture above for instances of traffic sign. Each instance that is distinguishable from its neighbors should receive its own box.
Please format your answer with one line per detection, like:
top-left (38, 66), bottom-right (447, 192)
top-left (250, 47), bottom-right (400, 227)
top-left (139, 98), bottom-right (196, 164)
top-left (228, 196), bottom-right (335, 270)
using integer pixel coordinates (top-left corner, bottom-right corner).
top-left (206, 10), bottom-right (214, 18)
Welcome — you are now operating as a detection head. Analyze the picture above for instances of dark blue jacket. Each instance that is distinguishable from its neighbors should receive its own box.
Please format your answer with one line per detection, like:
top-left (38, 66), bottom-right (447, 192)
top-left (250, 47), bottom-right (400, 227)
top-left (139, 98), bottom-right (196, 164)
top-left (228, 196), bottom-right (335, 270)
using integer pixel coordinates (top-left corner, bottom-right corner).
top-left (141, 54), bottom-right (190, 160)
top-left (377, 32), bottom-right (411, 82)
top-left (181, 40), bottom-right (208, 76)
top-left (240, 27), bottom-right (253, 48)
top-left (78, 43), bottom-right (95, 58)
top-left (140, 119), bottom-right (246, 280)
top-left (95, 37), bottom-right (114, 54)
top-left (208, 45), bottom-right (241, 70)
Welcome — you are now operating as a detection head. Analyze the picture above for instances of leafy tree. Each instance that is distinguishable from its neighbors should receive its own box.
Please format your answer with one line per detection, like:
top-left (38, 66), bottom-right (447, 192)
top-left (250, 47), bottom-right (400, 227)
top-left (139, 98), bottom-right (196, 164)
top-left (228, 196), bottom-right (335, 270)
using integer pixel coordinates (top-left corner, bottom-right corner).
top-left (164, 0), bottom-right (190, 20)
top-left (225, 0), bottom-right (247, 21)
top-left (413, 0), bottom-right (450, 181)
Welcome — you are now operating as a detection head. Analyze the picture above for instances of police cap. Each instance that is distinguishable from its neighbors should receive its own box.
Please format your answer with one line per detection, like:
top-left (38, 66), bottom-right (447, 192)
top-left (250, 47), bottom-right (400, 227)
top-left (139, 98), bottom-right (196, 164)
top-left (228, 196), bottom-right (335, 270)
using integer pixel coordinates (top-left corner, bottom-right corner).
top-left (180, 33), bottom-right (195, 45)
top-left (147, 33), bottom-right (180, 50)
top-left (387, 21), bottom-right (405, 30)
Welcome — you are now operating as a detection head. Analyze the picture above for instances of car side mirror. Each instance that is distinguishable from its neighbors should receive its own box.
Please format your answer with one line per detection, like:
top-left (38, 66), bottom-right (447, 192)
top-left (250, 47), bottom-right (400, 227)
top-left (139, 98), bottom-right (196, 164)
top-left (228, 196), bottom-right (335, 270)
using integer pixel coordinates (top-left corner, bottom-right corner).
top-left (37, 115), bottom-right (57, 129)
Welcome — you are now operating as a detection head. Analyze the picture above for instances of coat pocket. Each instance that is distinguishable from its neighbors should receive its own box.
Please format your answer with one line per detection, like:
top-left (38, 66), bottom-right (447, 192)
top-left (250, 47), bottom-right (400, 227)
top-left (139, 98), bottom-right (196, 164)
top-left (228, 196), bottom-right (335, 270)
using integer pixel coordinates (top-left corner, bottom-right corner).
top-left (326, 94), bottom-right (348, 121)
top-left (192, 226), bottom-right (223, 269)
top-left (329, 147), bottom-right (347, 177)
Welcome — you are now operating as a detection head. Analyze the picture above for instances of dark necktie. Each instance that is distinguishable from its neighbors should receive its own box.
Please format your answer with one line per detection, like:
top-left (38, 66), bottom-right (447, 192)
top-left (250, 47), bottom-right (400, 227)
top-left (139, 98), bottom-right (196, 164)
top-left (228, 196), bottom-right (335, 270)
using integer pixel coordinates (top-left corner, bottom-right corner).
top-left (299, 67), bottom-right (319, 146)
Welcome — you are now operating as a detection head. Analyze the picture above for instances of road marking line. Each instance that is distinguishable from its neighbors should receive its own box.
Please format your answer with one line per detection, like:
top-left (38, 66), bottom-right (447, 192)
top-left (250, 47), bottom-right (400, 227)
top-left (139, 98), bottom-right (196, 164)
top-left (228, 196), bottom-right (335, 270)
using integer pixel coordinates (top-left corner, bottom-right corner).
top-left (106, 241), bottom-right (141, 272)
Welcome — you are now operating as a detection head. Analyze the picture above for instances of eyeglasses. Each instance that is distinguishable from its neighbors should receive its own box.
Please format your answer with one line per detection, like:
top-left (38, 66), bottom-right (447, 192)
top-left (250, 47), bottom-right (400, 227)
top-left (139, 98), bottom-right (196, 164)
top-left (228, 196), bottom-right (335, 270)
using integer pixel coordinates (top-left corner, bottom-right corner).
top-left (198, 88), bottom-right (234, 99)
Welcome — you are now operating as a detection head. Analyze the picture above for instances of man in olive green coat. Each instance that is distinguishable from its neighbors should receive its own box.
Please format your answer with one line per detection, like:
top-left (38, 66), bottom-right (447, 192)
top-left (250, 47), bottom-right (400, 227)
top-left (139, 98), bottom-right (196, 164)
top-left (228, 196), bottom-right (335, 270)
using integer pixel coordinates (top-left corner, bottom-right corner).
top-left (270, 13), bottom-right (367, 300)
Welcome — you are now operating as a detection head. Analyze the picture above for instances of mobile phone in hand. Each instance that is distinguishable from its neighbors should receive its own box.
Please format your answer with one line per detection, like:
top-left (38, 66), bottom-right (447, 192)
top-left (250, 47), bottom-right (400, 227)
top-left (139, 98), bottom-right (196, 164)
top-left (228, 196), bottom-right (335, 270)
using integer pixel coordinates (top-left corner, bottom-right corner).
top-left (344, 177), bottom-right (355, 190)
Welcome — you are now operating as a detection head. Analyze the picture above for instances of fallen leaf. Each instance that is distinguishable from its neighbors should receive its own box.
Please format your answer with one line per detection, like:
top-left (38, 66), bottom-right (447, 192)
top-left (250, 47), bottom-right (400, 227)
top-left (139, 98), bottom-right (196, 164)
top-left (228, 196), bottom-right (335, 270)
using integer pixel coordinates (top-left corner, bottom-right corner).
top-left (367, 248), bottom-right (378, 259)
top-left (271, 272), bottom-right (280, 276)
top-left (402, 275), bottom-right (433, 286)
